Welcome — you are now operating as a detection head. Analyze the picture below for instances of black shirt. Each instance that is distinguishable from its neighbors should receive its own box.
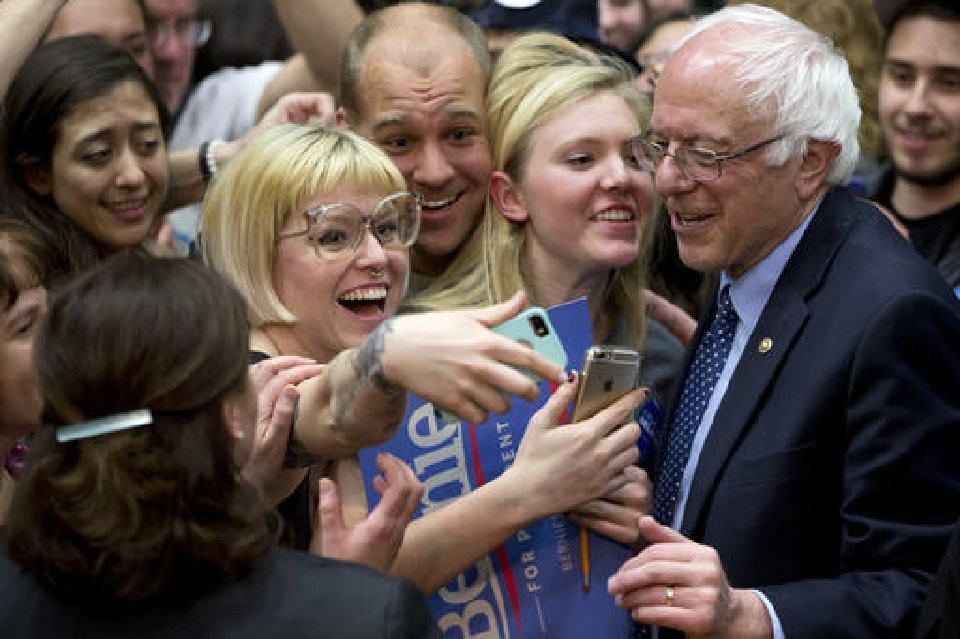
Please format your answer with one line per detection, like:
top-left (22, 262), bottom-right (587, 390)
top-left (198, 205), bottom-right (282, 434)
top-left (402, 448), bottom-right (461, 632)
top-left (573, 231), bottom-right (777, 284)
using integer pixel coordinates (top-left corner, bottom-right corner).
top-left (872, 167), bottom-right (960, 288)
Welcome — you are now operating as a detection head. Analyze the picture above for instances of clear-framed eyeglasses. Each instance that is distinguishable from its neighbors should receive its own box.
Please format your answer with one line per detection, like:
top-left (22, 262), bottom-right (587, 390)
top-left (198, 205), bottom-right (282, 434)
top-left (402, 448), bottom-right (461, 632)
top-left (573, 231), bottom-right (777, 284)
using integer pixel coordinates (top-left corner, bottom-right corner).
top-left (279, 191), bottom-right (422, 260)
top-left (632, 133), bottom-right (785, 182)
top-left (147, 17), bottom-right (212, 49)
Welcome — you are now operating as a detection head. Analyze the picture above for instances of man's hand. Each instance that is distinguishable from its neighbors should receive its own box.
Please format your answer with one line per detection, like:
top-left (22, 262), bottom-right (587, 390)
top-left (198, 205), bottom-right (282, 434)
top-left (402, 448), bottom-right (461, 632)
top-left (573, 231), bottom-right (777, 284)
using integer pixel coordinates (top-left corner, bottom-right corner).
top-left (608, 516), bottom-right (774, 639)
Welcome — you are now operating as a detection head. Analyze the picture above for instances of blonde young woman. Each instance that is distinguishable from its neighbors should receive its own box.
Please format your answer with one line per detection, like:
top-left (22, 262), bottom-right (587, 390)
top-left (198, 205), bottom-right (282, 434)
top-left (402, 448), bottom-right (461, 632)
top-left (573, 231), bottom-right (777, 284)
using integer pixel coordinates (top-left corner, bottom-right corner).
top-left (201, 124), bottom-right (646, 593)
top-left (411, 32), bottom-right (685, 543)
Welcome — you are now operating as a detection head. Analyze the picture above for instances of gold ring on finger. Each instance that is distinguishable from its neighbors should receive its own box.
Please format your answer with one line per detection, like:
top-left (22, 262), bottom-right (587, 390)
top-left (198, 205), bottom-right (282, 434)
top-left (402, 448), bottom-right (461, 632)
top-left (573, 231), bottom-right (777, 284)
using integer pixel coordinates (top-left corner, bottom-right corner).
top-left (665, 585), bottom-right (675, 607)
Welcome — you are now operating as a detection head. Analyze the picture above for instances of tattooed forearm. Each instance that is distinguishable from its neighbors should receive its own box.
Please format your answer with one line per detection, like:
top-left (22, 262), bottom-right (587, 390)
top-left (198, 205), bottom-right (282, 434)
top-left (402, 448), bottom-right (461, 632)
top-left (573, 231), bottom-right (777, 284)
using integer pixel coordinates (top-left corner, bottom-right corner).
top-left (352, 318), bottom-right (401, 392)
top-left (336, 319), bottom-right (405, 425)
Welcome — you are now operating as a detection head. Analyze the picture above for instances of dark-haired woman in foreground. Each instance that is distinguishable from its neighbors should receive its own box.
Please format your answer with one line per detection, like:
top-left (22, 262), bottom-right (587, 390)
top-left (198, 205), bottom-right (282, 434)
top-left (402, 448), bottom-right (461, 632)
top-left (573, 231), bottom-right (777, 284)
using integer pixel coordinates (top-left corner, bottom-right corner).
top-left (0, 255), bottom-right (438, 638)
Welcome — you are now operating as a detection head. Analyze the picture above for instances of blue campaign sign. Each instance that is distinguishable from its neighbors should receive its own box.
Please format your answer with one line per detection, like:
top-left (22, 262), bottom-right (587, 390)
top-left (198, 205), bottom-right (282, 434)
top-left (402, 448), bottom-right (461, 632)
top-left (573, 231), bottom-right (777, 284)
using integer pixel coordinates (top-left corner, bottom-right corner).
top-left (359, 298), bottom-right (635, 638)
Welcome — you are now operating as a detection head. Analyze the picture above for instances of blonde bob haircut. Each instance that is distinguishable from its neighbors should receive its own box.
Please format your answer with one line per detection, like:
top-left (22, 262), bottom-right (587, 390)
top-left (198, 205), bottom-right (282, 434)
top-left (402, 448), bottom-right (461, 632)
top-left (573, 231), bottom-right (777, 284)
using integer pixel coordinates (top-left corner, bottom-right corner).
top-left (413, 33), bottom-right (652, 346)
top-left (202, 124), bottom-right (406, 326)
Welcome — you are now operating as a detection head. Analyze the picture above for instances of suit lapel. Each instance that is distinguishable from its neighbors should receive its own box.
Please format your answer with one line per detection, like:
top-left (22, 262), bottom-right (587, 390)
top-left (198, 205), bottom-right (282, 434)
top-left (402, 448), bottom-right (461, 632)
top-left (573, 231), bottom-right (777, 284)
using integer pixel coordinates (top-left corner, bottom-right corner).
top-left (678, 188), bottom-right (859, 536)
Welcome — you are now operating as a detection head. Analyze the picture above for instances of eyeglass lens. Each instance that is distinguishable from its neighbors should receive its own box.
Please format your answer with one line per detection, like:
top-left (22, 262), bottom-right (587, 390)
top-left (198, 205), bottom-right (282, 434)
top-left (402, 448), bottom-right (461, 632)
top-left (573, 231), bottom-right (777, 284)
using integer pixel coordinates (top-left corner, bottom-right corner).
top-left (308, 194), bottom-right (419, 258)
top-left (636, 140), bottom-right (718, 181)
top-left (148, 18), bottom-right (211, 48)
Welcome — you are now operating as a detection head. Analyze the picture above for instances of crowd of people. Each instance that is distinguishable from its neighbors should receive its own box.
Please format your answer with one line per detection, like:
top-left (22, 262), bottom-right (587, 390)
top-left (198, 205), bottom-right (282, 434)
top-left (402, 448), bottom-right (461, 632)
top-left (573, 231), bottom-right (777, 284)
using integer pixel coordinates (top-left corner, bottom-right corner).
top-left (0, 0), bottom-right (958, 637)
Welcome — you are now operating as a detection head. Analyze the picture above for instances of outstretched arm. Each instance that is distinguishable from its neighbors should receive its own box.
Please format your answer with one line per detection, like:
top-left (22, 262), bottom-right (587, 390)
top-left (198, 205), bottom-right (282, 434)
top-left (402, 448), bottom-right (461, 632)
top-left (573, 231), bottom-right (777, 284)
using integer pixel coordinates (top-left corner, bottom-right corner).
top-left (292, 292), bottom-right (567, 460)
top-left (271, 0), bottom-right (362, 102)
top-left (163, 91), bottom-right (335, 211)
top-left (390, 379), bottom-right (646, 594)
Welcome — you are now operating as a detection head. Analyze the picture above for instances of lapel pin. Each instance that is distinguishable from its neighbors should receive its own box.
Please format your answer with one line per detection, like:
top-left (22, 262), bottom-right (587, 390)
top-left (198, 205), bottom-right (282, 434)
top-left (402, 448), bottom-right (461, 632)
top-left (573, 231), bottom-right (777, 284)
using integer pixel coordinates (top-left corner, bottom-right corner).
top-left (758, 337), bottom-right (773, 354)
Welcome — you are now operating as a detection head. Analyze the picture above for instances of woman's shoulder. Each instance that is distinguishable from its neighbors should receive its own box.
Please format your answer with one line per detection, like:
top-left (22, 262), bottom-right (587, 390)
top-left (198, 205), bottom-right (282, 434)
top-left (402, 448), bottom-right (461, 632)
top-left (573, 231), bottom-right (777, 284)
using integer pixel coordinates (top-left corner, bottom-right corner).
top-left (257, 549), bottom-right (438, 636)
top-left (266, 546), bottom-right (407, 591)
top-left (0, 549), bottom-right (437, 638)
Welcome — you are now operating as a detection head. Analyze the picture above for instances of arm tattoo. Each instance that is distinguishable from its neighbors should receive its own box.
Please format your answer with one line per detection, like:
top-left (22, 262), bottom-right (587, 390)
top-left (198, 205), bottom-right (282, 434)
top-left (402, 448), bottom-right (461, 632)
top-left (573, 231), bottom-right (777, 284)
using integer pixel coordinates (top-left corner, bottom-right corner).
top-left (352, 318), bottom-right (401, 393)
top-left (336, 319), bottom-right (405, 426)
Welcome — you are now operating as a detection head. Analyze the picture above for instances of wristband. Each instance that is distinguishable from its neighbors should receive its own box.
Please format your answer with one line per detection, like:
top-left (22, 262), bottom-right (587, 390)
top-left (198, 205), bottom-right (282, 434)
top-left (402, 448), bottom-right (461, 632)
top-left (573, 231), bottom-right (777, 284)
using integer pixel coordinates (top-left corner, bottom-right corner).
top-left (198, 139), bottom-right (223, 184)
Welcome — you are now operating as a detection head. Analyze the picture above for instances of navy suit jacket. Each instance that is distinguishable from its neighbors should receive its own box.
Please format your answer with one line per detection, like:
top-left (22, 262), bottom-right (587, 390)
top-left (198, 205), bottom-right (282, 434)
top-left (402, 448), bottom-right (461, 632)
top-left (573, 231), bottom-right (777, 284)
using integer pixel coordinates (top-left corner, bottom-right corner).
top-left (657, 188), bottom-right (960, 638)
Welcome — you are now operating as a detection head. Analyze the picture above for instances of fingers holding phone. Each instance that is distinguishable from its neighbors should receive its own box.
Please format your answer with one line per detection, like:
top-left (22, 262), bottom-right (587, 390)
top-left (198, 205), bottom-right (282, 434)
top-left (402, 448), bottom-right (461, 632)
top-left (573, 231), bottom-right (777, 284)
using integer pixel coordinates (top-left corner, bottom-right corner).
top-left (432, 305), bottom-right (569, 424)
top-left (510, 376), bottom-right (644, 517)
top-left (576, 386), bottom-right (646, 495)
top-left (572, 346), bottom-right (641, 422)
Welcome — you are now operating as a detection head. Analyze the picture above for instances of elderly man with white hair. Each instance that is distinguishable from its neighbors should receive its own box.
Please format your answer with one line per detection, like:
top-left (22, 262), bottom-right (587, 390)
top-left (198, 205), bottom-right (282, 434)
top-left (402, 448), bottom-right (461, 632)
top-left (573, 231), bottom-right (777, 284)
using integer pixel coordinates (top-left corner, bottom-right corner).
top-left (607, 4), bottom-right (960, 638)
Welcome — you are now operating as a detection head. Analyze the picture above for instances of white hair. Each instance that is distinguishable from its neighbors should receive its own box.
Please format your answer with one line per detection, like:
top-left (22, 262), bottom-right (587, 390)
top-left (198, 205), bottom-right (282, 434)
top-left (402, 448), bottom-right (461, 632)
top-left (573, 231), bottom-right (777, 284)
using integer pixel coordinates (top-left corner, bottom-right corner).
top-left (670, 3), bottom-right (860, 185)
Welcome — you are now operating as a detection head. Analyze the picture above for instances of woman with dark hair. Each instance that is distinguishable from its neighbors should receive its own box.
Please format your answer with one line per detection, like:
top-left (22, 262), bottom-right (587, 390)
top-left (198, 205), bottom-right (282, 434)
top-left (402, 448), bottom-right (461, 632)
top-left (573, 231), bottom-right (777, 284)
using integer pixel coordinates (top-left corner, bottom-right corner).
top-left (0, 35), bottom-right (169, 280)
top-left (0, 254), bottom-right (438, 637)
top-left (0, 214), bottom-right (53, 534)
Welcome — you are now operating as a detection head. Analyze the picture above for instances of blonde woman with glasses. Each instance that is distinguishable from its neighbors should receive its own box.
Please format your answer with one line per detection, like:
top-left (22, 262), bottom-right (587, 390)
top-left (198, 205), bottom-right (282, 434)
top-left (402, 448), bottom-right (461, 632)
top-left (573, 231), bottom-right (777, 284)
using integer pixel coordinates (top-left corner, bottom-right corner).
top-left (202, 124), bottom-right (644, 594)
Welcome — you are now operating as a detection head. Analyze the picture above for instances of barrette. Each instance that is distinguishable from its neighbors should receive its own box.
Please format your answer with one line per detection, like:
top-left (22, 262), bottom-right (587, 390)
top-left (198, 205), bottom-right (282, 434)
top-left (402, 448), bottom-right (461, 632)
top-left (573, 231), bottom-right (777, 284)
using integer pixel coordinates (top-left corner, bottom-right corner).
top-left (55, 409), bottom-right (154, 443)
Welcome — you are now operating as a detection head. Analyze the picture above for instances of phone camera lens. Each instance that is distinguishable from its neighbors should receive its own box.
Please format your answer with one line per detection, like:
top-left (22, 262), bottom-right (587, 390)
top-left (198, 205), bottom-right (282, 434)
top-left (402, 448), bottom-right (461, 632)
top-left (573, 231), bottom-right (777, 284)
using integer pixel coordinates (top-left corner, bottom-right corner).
top-left (529, 315), bottom-right (549, 337)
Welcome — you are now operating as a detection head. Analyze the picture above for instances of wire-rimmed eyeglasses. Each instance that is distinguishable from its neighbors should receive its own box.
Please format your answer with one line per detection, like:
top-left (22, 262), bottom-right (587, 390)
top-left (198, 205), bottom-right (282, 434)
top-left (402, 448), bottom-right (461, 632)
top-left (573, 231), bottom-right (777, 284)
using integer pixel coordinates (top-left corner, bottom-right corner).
top-left (632, 133), bottom-right (786, 182)
top-left (278, 191), bottom-right (422, 260)
top-left (147, 17), bottom-right (212, 49)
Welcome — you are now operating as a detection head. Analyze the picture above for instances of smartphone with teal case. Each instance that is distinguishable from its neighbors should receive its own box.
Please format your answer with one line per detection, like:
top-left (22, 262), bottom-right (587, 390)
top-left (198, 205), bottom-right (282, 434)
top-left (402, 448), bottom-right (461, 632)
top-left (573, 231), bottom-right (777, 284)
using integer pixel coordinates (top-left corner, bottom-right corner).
top-left (435, 307), bottom-right (568, 424)
top-left (490, 307), bottom-right (568, 380)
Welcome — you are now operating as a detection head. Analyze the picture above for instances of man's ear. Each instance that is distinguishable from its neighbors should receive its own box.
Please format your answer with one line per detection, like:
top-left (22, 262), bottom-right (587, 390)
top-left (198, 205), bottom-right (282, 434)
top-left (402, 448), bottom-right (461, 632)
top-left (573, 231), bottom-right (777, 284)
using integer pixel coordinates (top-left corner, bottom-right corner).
top-left (795, 139), bottom-right (840, 200)
top-left (489, 170), bottom-right (527, 223)
top-left (22, 163), bottom-right (51, 197)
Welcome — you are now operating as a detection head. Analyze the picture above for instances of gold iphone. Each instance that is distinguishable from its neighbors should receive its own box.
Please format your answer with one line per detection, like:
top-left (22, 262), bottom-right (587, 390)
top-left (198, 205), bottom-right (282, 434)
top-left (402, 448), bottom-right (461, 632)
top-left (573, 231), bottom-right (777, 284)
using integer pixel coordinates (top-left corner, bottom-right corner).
top-left (571, 346), bottom-right (641, 422)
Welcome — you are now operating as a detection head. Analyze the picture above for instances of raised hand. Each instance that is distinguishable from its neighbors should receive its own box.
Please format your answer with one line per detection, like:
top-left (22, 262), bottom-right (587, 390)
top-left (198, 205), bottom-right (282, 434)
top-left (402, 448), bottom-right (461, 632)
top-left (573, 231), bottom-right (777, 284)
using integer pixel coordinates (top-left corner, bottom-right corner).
top-left (502, 375), bottom-right (645, 520)
top-left (256, 91), bottom-right (337, 128)
top-left (312, 453), bottom-right (424, 574)
top-left (217, 92), bottom-right (337, 167)
top-left (242, 355), bottom-right (324, 487)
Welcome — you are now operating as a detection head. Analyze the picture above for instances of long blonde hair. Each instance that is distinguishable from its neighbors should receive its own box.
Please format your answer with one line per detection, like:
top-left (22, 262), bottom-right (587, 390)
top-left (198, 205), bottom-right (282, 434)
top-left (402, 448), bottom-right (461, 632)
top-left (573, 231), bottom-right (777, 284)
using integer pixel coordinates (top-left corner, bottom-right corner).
top-left (410, 32), bottom-right (652, 346)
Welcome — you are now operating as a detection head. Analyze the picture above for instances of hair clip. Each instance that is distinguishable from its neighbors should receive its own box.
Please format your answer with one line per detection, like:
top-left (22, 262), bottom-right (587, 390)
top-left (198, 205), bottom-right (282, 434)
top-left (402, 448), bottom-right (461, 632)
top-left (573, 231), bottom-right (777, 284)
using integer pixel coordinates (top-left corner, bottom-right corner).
top-left (55, 409), bottom-right (154, 443)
